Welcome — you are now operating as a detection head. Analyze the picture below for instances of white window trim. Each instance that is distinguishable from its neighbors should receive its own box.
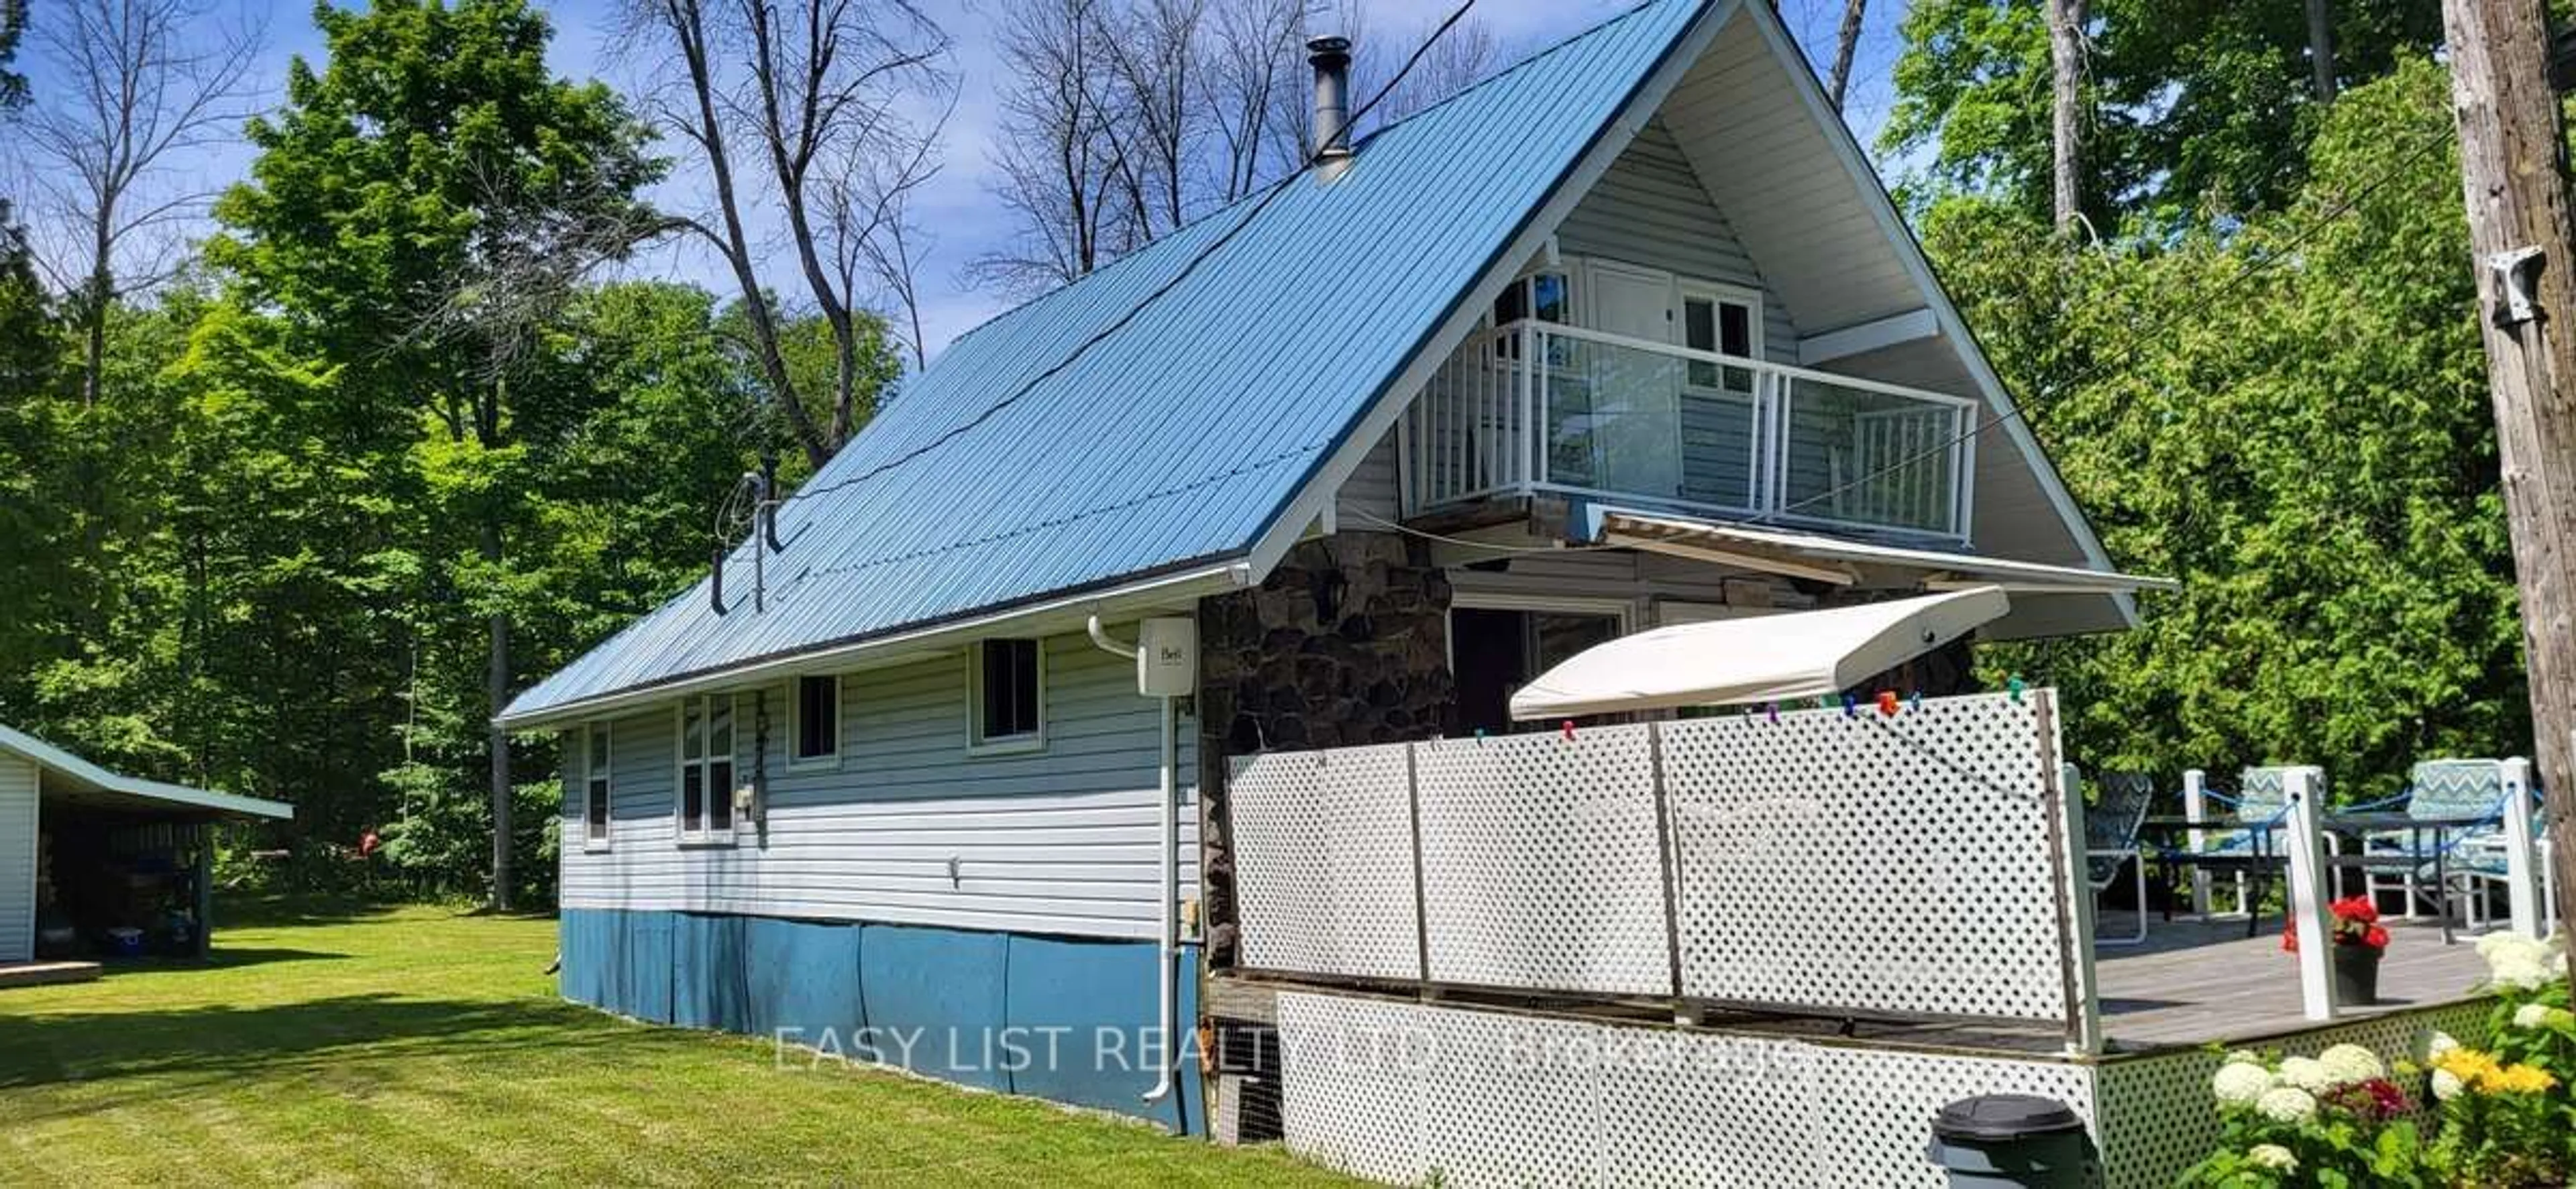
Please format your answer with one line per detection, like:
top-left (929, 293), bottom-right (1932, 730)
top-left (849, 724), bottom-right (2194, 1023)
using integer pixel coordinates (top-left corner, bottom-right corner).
top-left (1676, 278), bottom-right (1765, 382)
top-left (673, 693), bottom-right (743, 847)
top-left (581, 722), bottom-right (614, 853)
top-left (786, 673), bottom-right (843, 771)
top-left (965, 638), bottom-right (1047, 756)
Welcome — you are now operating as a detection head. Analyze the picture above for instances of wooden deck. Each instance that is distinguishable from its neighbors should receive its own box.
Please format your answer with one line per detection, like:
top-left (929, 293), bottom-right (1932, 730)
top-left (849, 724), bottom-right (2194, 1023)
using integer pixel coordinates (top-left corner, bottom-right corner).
top-left (2093, 914), bottom-right (2488, 1048)
top-left (0, 960), bottom-right (102, 989)
top-left (1206, 915), bottom-right (2500, 1058)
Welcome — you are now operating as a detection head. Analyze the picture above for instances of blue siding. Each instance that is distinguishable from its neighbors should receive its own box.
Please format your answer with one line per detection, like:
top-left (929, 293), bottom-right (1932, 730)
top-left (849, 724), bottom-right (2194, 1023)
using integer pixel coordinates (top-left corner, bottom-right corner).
top-left (742, 915), bottom-right (865, 1043)
top-left (1004, 934), bottom-right (1205, 1123)
top-left (856, 922), bottom-right (1013, 1092)
top-left (561, 909), bottom-right (1206, 1133)
top-left (506, 0), bottom-right (1715, 722)
top-left (623, 911), bottom-right (674, 1025)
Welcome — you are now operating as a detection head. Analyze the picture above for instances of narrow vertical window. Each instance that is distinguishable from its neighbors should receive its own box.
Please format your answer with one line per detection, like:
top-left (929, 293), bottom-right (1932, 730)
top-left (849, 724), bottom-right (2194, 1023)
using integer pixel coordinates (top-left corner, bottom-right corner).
top-left (583, 724), bottom-right (612, 850)
top-left (970, 638), bottom-right (1044, 751)
top-left (707, 696), bottom-right (735, 832)
top-left (793, 674), bottom-right (840, 765)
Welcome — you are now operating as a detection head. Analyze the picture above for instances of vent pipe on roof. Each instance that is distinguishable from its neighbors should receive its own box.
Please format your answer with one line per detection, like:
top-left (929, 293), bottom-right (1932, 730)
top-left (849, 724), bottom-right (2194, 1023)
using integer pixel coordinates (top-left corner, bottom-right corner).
top-left (1307, 35), bottom-right (1353, 167)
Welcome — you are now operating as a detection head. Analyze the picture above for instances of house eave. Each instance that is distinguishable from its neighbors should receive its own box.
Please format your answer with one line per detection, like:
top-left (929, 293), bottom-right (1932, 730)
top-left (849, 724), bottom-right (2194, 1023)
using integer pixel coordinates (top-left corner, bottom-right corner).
top-left (494, 559), bottom-right (1254, 732)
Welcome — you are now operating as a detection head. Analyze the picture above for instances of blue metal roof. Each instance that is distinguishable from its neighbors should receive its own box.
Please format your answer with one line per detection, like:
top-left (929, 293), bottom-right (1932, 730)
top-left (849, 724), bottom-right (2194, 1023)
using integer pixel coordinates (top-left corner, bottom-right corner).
top-left (504, 0), bottom-right (1714, 722)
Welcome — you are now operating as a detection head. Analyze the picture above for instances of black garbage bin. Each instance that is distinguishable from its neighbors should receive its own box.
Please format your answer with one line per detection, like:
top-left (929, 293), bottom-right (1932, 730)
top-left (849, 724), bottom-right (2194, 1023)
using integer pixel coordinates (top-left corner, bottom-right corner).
top-left (1925, 1094), bottom-right (2093, 1188)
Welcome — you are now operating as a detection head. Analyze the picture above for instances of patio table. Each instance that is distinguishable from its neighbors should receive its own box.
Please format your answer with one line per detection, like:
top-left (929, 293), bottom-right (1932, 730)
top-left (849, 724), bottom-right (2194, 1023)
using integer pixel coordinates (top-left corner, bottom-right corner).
top-left (2137, 815), bottom-right (2286, 938)
top-left (2317, 811), bottom-right (2500, 945)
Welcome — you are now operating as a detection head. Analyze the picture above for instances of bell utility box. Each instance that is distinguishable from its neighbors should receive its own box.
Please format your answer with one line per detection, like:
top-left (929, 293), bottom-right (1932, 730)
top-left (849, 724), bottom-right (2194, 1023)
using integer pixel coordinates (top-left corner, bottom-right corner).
top-left (1136, 617), bottom-right (1197, 697)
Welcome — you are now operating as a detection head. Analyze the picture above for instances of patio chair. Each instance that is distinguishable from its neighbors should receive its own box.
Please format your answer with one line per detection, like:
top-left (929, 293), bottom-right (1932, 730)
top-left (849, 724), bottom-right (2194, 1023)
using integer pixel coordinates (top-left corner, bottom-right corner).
top-left (2448, 782), bottom-right (2555, 933)
top-left (2155, 766), bottom-right (2302, 936)
top-left (2361, 759), bottom-right (2508, 923)
top-left (2084, 771), bottom-right (2157, 946)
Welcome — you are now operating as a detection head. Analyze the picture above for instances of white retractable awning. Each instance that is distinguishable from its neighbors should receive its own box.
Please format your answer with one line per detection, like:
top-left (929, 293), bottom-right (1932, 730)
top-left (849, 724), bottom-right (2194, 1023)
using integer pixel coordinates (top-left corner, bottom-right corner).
top-left (1507, 586), bottom-right (2012, 720)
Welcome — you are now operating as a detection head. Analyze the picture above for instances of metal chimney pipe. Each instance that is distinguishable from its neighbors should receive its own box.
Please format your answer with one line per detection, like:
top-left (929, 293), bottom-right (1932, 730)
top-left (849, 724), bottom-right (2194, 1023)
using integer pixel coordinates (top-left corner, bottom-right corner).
top-left (1307, 35), bottom-right (1352, 164)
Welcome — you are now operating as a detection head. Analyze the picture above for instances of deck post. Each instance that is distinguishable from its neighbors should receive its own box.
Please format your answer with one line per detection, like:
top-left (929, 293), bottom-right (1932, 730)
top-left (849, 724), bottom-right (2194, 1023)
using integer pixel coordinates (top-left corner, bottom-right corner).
top-left (2055, 759), bottom-right (2104, 1055)
top-left (193, 822), bottom-right (213, 960)
top-left (2182, 768), bottom-right (2212, 915)
top-left (2282, 767), bottom-right (2338, 1021)
top-left (2500, 757), bottom-right (2543, 938)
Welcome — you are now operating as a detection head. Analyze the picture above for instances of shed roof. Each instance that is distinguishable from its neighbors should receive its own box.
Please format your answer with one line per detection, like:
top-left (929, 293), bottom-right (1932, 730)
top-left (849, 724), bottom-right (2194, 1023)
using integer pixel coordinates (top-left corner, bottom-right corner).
top-left (502, 0), bottom-right (1717, 725)
top-left (0, 724), bottom-right (292, 820)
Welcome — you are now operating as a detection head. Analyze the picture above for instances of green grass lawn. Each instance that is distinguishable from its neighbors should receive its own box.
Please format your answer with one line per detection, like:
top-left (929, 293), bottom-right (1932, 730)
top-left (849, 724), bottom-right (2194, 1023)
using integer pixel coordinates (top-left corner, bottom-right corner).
top-left (0, 899), bottom-right (1356, 1187)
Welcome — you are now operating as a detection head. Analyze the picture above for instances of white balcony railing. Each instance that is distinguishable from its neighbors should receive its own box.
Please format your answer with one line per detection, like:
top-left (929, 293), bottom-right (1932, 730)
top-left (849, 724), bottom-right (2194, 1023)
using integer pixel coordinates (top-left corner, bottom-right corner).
top-left (1401, 321), bottom-right (1978, 539)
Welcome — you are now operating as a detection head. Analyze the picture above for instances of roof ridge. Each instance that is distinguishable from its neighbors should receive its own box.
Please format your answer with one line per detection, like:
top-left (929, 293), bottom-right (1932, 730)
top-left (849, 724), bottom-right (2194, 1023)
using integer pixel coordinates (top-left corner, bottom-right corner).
top-left (941, 0), bottom-right (1684, 353)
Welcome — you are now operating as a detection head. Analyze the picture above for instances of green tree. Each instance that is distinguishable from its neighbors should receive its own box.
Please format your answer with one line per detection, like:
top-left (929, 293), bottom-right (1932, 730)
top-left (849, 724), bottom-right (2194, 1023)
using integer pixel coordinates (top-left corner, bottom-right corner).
top-left (1884, 0), bottom-right (2443, 228)
top-left (1966, 59), bottom-right (2524, 796)
top-left (205, 0), bottom-right (665, 903)
top-left (0, 0), bottom-right (25, 110)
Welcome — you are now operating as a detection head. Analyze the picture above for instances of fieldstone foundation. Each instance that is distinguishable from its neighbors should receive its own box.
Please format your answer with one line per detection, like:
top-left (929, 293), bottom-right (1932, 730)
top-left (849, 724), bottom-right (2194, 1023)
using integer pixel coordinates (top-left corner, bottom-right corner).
top-left (1195, 533), bottom-right (1455, 966)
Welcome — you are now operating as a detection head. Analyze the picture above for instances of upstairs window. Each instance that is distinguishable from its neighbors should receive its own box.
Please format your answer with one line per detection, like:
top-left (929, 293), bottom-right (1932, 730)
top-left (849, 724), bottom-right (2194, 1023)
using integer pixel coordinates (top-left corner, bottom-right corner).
top-left (1491, 271), bottom-right (1570, 327)
top-left (1681, 288), bottom-right (1760, 396)
top-left (792, 674), bottom-right (840, 767)
top-left (970, 638), bottom-right (1044, 752)
top-left (1491, 271), bottom-right (1572, 364)
top-left (676, 694), bottom-right (736, 842)
top-left (582, 724), bottom-right (612, 850)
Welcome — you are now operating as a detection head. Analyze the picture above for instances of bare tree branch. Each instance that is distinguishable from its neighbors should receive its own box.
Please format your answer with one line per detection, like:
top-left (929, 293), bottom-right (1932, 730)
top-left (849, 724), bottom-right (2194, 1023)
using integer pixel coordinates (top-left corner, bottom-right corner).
top-left (619, 0), bottom-right (951, 461)
top-left (11, 0), bottom-right (266, 405)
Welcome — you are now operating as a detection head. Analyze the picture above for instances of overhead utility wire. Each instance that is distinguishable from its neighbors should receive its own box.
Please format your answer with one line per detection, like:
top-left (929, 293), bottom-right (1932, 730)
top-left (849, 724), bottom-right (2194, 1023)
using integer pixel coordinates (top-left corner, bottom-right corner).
top-left (769, 0), bottom-right (1485, 517)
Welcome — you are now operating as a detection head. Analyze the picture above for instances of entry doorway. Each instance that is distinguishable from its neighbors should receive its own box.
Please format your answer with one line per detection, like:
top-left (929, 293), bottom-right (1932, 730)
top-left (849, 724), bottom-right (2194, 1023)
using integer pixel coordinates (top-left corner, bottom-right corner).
top-left (1448, 599), bottom-right (1630, 736)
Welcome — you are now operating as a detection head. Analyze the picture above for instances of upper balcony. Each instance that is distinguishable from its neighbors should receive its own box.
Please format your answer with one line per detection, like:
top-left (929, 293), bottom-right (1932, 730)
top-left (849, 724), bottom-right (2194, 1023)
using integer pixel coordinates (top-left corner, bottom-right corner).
top-left (1400, 321), bottom-right (1978, 541)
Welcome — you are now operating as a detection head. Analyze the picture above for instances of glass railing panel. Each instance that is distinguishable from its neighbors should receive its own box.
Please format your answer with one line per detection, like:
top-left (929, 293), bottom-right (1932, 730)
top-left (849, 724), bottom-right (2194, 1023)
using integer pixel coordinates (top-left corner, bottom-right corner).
top-left (1776, 377), bottom-right (1964, 534)
top-left (1538, 332), bottom-right (1759, 510)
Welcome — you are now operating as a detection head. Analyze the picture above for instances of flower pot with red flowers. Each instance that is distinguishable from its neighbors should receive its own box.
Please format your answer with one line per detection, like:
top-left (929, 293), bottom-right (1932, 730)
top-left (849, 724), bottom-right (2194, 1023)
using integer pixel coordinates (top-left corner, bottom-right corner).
top-left (2282, 897), bottom-right (2392, 1005)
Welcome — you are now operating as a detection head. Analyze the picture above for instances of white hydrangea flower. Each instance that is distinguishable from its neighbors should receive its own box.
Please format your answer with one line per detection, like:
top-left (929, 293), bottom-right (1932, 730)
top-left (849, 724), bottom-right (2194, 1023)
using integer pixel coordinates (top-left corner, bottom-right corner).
top-left (2317, 1043), bottom-right (2385, 1086)
top-left (2480, 934), bottom-right (2568, 991)
top-left (2213, 1062), bottom-right (2277, 1107)
top-left (2493, 954), bottom-right (2556, 993)
top-left (2255, 1086), bottom-right (2318, 1123)
top-left (2513, 1003), bottom-right (2556, 1029)
top-left (2223, 1048), bottom-right (2265, 1066)
top-left (2247, 1144), bottom-right (2298, 1173)
top-left (2279, 1056), bottom-right (2333, 1092)
top-left (2431, 1068), bottom-right (2465, 1102)
top-left (2426, 1031), bottom-right (2461, 1058)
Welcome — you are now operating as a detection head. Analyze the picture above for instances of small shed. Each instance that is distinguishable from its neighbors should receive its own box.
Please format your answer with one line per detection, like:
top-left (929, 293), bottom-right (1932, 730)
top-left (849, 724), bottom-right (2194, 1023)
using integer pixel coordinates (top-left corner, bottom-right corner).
top-left (1, 724), bottom-right (291, 968)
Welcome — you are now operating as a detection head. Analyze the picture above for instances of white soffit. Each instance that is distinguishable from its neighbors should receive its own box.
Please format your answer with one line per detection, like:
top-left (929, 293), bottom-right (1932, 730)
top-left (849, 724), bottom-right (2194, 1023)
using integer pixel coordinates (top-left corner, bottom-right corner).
top-left (1601, 512), bottom-right (2176, 593)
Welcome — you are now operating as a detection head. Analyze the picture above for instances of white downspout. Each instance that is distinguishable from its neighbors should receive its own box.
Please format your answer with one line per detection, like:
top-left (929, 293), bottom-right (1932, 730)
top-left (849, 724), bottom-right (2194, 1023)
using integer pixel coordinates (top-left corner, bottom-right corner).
top-left (1087, 616), bottom-right (1180, 1107)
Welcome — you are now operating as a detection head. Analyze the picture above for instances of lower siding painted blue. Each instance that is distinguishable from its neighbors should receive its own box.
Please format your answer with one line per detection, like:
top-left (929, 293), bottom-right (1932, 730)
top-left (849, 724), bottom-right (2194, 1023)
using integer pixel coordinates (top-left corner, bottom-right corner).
top-left (559, 909), bottom-right (1205, 1135)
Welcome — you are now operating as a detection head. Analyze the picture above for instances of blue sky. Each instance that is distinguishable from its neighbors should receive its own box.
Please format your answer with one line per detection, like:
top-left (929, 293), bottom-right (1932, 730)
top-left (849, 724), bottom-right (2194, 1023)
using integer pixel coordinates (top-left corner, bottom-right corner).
top-left (12, 0), bottom-right (1914, 356)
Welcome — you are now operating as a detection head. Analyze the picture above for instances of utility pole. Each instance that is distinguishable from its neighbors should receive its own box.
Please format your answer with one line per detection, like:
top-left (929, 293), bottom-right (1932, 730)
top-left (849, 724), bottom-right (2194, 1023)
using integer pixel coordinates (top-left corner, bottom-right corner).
top-left (2440, 0), bottom-right (2576, 968)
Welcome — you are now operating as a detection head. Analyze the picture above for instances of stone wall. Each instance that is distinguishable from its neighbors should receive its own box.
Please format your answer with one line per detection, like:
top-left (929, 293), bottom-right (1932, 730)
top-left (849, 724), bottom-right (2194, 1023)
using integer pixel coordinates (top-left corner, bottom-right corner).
top-left (1195, 532), bottom-right (1455, 966)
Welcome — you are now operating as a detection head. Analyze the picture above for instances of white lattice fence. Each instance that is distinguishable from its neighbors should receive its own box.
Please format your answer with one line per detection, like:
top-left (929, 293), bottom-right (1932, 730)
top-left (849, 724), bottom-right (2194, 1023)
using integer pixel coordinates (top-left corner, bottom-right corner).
top-left (1275, 991), bottom-right (2103, 1188)
top-left (1413, 730), bottom-right (1672, 995)
top-left (2092, 1001), bottom-right (2493, 1189)
top-left (1227, 691), bottom-right (2087, 1031)
top-left (1661, 693), bottom-right (2077, 1023)
top-left (1230, 744), bottom-right (1421, 981)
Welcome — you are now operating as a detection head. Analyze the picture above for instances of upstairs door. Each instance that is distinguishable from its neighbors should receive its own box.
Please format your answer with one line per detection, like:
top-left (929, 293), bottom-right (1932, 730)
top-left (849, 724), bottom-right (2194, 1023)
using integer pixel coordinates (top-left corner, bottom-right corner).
top-left (1576, 261), bottom-right (1683, 500)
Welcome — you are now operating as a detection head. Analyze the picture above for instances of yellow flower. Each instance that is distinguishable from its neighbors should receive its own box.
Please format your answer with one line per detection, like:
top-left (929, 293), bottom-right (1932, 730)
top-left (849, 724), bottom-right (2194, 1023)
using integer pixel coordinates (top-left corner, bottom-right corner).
top-left (2434, 1048), bottom-right (2503, 1084)
top-left (2436, 1048), bottom-right (2560, 1094)
top-left (2485, 1064), bottom-right (2557, 1095)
